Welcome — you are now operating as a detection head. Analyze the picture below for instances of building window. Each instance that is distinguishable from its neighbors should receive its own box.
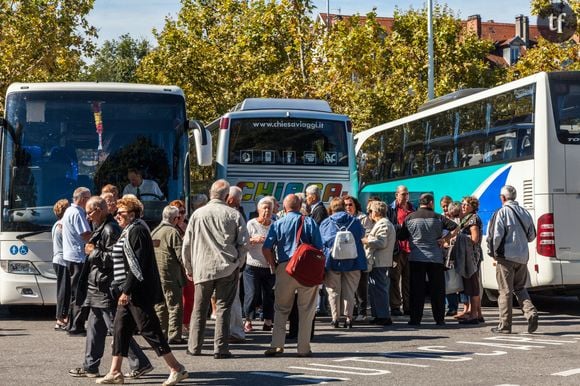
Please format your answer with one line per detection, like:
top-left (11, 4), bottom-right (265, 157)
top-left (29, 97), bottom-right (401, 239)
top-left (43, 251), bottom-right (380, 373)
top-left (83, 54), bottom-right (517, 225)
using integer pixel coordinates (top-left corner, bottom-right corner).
top-left (510, 45), bottom-right (521, 65)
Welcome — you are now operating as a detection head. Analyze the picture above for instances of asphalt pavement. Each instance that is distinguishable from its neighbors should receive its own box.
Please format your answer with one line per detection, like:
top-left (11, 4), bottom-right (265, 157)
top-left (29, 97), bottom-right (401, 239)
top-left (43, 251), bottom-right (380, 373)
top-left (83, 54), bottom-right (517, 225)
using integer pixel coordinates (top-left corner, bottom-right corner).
top-left (0, 295), bottom-right (579, 386)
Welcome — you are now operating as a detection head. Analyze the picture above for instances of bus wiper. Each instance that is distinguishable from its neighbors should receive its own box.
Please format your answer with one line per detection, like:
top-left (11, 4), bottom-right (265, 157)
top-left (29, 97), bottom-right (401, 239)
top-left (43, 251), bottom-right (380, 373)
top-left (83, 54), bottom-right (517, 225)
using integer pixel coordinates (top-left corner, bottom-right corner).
top-left (16, 230), bottom-right (50, 240)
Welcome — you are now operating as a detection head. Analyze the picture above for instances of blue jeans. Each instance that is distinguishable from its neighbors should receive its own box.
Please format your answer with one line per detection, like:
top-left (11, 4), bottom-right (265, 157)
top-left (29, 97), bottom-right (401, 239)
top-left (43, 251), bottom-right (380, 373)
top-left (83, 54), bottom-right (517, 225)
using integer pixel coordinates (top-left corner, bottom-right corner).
top-left (243, 265), bottom-right (275, 320)
top-left (368, 267), bottom-right (391, 319)
top-left (446, 293), bottom-right (459, 312)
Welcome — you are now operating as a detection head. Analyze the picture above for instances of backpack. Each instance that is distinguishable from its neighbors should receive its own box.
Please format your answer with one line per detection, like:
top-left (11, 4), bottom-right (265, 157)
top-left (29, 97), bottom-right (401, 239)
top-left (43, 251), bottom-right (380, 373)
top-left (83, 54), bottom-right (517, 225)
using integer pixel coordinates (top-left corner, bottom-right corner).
top-left (285, 216), bottom-right (326, 287)
top-left (331, 217), bottom-right (358, 260)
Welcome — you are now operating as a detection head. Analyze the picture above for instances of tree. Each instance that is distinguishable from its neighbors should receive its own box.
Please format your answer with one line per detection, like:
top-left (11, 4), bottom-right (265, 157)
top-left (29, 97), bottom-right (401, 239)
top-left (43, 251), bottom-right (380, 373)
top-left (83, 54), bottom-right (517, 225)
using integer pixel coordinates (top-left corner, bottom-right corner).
top-left (82, 34), bottom-right (151, 82)
top-left (314, 7), bottom-right (500, 130)
top-left (0, 0), bottom-right (97, 111)
top-left (137, 0), bottom-right (318, 123)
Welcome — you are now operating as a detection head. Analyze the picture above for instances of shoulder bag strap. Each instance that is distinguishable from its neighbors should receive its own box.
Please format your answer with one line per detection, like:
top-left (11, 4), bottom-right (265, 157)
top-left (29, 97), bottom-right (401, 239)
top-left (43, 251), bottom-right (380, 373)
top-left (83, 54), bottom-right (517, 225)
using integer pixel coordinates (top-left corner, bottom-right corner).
top-left (295, 215), bottom-right (305, 248)
top-left (505, 205), bottom-right (528, 235)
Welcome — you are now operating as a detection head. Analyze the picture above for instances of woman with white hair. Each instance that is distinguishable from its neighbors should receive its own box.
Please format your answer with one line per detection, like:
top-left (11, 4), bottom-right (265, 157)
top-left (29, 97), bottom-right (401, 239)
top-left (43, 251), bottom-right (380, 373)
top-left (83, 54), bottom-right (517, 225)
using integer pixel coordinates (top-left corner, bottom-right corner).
top-left (243, 197), bottom-right (275, 332)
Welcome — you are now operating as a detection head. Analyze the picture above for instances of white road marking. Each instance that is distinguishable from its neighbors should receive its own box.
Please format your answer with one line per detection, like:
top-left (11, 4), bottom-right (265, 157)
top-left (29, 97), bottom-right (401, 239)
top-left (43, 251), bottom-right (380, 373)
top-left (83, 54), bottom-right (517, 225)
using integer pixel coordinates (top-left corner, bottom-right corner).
top-left (334, 357), bottom-right (430, 367)
top-left (289, 364), bottom-right (391, 375)
top-left (552, 368), bottom-right (580, 377)
top-left (485, 336), bottom-right (577, 345)
top-left (456, 341), bottom-right (542, 350)
top-left (381, 352), bottom-right (472, 362)
top-left (250, 371), bottom-right (350, 383)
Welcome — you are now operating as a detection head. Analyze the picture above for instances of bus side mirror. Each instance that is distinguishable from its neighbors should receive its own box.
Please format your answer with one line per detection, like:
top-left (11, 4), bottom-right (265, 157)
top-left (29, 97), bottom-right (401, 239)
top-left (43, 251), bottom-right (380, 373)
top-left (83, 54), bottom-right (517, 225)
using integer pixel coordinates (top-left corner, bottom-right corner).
top-left (189, 120), bottom-right (212, 166)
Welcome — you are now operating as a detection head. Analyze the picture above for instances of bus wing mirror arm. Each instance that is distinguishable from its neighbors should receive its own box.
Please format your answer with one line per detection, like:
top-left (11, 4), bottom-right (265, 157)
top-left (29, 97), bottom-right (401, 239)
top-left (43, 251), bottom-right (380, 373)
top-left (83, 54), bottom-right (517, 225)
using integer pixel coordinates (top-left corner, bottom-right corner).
top-left (189, 120), bottom-right (212, 166)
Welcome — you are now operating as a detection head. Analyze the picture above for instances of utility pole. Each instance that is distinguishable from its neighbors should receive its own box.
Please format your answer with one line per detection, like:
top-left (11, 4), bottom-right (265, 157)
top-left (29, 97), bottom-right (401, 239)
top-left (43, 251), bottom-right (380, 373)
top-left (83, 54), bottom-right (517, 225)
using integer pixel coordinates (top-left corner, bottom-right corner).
top-left (326, 0), bottom-right (330, 34)
top-left (427, 0), bottom-right (435, 100)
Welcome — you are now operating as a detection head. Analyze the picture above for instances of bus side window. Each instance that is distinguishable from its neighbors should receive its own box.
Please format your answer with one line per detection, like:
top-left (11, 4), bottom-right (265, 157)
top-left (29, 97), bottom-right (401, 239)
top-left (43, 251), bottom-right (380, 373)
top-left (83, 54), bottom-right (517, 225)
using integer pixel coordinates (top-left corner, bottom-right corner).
top-left (502, 137), bottom-right (517, 160)
top-left (519, 129), bottom-right (533, 157)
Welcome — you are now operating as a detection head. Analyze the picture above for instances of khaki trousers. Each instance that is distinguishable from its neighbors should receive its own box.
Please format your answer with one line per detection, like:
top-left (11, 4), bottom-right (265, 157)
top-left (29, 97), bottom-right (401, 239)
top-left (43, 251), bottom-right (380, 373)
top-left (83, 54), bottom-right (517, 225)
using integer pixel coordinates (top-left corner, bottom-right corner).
top-left (271, 262), bottom-right (318, 355)
top-left (496, 259), bottom-right (537, 331)
top-left (154, 278), bottom-right (183, 341)
top-left (324, 270), bottom-right (361, 321)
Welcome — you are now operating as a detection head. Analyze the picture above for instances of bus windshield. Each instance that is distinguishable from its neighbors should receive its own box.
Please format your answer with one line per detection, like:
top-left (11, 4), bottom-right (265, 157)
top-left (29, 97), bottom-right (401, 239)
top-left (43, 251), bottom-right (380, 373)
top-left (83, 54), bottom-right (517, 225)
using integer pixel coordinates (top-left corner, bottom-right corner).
top-left (2, 90), bottom-right (187, 231)
top-left (549, 74), bottom-right (580, 144)
top-left (227, 118), bottom-right (349, 166)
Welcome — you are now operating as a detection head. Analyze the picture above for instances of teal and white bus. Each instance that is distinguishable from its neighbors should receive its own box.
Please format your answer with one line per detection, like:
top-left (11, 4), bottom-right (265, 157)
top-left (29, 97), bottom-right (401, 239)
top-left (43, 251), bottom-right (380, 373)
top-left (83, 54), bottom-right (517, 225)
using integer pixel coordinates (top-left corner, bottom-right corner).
top-left (0, 82), bottom-right (190, 306)
top-left (355, 71), bottom-right (580, 299)
top-left (191, 98), bottom-right (357, 215)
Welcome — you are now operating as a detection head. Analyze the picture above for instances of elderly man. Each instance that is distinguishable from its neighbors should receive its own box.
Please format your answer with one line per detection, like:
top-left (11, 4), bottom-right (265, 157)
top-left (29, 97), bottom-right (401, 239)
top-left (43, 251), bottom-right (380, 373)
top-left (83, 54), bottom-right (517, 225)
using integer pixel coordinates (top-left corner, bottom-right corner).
top-left (488, 185), bottom-right (538, 334)
top-left (122, 168), bottom-right (164, 201)
top-left (182, 179), bottom-right (248, 359)
top-left (152, 206), bottom-right (186, 344)
top-left (398, 193), bottom-right (457, 326)
top-left (305, 185), bottom-right (327, 225)
top-left (69, 196), bottom-right (152, 379)
top-left (262, 194), bottom-right (323, 357)
top-left (389, 185), bottom-right (414, 317)
top-left (226, 186), bottom-right (247, 343)
top-left (62, 186), bottom-right (92, 335)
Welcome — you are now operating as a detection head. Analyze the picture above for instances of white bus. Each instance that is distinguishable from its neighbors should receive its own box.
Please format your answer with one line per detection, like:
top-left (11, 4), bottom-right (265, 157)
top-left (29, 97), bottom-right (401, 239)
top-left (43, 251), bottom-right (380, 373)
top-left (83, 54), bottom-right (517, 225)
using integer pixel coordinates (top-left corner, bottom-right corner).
top-left (191, 98), bottom-right (357, 215)
top-left (355, 71), bottom-right (580, 300)
top-left (0, 82), bottom-right (191, 306)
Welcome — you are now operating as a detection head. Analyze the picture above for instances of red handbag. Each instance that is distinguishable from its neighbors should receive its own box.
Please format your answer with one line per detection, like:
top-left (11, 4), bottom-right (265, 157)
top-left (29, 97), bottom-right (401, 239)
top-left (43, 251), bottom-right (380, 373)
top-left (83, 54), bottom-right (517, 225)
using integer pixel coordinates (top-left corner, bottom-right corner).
top-left (285, 216), bottom-right (326, 287)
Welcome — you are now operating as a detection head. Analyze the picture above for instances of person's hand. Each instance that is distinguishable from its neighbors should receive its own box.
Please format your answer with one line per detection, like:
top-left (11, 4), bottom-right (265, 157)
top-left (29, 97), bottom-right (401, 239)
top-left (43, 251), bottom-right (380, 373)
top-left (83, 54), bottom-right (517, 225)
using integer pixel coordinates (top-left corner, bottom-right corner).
top-left (186, 273), bottom-right (193, 282)
top-left (361, 237), bottom-right (368, 245)
top-left (118, 293), bottom-right (130, 306)
top-left (85, 243), bottom-right (95, 255)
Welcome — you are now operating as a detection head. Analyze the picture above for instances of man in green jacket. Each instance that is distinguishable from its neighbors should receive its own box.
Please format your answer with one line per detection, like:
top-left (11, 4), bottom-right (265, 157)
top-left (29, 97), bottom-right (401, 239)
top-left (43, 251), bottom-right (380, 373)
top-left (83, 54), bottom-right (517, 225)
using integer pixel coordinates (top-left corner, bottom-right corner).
top-left (152, 205), bottom-right (186, 344)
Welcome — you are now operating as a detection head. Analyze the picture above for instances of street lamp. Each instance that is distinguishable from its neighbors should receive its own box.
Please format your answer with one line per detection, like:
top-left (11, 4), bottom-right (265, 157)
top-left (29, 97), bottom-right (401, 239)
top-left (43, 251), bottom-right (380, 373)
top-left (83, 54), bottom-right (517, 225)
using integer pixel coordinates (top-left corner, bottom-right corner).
top-left (428, 0), bottom-right (435, 100)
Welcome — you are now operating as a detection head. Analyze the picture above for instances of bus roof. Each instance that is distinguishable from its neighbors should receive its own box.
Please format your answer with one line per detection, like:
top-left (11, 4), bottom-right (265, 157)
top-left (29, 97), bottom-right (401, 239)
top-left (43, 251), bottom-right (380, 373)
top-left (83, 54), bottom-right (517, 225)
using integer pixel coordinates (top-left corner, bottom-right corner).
top-left (6, 82), bottom-right (184, 97)
top-left (354, 71), bottom-right (550, 153)
top-left (233, 98), bottom-right (333, 113)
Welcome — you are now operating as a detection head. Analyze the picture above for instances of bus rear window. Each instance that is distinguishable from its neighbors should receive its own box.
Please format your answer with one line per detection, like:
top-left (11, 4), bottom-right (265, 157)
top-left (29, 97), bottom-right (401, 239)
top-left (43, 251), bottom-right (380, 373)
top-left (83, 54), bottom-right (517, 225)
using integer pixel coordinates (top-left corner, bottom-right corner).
top-left (550, 75), bottom-right (580, 144)
top-left (228, 118), bottom-right (349, 166)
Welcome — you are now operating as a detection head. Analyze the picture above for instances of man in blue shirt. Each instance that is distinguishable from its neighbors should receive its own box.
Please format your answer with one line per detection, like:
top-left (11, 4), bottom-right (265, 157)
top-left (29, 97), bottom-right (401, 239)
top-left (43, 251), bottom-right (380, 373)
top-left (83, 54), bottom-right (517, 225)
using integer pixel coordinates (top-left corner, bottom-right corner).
top-left (62, 187), bottom-right (92, 334)
top-left (262, 194), bottom-right (322, 357)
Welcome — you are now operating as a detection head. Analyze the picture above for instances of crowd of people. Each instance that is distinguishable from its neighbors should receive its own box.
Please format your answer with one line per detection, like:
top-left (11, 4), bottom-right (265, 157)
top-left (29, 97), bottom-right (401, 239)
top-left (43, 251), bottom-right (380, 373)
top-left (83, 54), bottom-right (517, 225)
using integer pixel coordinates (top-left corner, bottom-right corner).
top-left (52, 173), bottom-right (540, 384)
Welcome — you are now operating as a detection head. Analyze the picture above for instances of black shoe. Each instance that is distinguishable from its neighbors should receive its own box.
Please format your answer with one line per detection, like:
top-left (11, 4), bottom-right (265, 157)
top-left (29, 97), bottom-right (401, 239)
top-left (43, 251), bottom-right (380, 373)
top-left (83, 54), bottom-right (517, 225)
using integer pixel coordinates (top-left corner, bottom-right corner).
top-left (214, 352), bottom-right (233, 359)
top-left (343, 319), bottom-right (353, 329)
top-left (445, 310), bottom-right (458, 317)
top-left (490, 327), bottom-right (511, 334)
top-left (168, 338), bottom-right (187, 345)
top-left (527, 314), bottom-right (539, 333)
top-left (375, 318), bottom-right (393, 326)
top-left (330, 320), bottom-right (339, 328)
top-left (478, 317), bottom-right (485, 323)
top-left (435, 321), bottom-right (446, 326)
top-left (407, 320), bottom-right (420, 326)
top-left (458, 318), bottom-right (479, 325)
top-left (185, 349), bottom-right (202, 356)
top-left (391, 309), bottom-right (403, 317)
top-left (67, 329), bottom-right (87, 337)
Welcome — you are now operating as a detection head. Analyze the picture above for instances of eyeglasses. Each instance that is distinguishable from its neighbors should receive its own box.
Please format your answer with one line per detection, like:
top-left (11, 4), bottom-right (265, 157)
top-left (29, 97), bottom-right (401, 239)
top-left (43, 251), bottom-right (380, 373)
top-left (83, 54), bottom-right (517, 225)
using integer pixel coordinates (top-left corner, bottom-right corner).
top-left (116, 210), bottom-right (130, 216)
top-left (345, 202), bottom-right (354, 207)
top-left (87, 208), bottom-right (99, 216)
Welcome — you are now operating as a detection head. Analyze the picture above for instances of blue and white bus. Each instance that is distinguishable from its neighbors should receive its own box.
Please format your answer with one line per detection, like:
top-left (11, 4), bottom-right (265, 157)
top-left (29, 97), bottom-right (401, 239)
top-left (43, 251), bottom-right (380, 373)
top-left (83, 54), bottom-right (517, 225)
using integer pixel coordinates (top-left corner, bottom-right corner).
top-left (0, 82), bottom-right (190, 306)
top-left (191, 98), bottom-right (357, 215)
top-left (355, 71), bottom-right (580, 300)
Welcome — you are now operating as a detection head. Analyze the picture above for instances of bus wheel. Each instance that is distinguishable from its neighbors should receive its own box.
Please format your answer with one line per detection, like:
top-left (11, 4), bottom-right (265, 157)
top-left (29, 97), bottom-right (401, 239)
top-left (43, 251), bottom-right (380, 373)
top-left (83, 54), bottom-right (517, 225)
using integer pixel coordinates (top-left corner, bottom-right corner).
top-left (482, 289), bottom-right (498, 307)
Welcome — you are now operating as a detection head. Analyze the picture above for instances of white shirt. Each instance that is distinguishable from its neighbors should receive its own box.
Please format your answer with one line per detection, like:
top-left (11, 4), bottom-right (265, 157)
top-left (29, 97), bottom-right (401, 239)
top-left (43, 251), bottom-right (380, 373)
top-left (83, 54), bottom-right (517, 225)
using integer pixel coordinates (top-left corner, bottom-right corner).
top-left (122, 179), bottom-right (164, 201)
top-left (246, 218), bottom-right (271, 268)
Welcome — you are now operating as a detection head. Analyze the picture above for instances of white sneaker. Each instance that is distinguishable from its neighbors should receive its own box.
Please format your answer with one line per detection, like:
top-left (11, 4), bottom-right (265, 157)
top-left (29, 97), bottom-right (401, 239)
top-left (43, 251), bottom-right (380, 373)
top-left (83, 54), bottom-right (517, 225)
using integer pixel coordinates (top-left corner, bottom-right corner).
top-left (162, 365), bottom-right (188, 386)
top-left (355, 314), bottom-right (367, 322)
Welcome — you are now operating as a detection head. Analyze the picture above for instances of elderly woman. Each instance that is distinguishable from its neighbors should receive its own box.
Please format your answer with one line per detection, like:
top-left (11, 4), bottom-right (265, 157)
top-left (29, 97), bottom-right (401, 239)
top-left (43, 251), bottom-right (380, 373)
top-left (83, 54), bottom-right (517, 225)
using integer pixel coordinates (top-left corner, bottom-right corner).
top-left (97, 197), bottom-right (188, 385)
top-left (52, 198), bottom-right (70, 331)
top-left (362, 200), bottom-right (396, 326)
top-left (243, 197), bottom-right (275, 332)
top-left (457, 196), bottom-right (484, 325)
top-left (319, 197), bottom-right (367, 329)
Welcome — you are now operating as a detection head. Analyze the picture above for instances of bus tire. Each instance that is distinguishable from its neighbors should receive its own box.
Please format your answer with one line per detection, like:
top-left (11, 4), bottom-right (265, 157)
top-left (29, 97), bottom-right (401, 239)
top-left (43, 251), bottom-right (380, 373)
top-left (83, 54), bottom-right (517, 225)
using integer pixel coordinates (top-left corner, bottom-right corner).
top-left (482, 289), bottom-right (498, 307)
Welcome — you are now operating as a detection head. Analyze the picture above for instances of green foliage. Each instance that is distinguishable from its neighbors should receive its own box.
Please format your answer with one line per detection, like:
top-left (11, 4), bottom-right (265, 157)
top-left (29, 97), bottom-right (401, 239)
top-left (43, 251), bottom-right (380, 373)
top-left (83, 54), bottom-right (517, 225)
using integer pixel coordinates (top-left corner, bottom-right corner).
top-left (0, 0), bottom-right (97, 111)
top-left (82, 34), bottom-right (151, 82)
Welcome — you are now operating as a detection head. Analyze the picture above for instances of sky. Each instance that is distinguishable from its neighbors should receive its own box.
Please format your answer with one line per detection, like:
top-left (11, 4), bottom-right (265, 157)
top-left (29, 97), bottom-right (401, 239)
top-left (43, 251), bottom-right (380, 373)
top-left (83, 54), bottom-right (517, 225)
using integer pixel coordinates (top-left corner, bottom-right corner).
top-left (87, 0), bottom-right (534, 45)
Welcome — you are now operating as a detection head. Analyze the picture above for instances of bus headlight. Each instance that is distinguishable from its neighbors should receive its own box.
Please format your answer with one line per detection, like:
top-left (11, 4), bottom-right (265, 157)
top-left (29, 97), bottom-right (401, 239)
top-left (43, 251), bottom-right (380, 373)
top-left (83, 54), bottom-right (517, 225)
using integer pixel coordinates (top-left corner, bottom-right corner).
top-left (0, 260), bottom-right (41, 275)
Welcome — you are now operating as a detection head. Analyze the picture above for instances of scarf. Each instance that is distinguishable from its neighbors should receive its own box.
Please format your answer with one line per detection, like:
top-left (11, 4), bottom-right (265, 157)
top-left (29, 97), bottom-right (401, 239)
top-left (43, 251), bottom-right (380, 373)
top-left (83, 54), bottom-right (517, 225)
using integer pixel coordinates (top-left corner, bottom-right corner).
top-left (119, 219), bottom-right (146, 282)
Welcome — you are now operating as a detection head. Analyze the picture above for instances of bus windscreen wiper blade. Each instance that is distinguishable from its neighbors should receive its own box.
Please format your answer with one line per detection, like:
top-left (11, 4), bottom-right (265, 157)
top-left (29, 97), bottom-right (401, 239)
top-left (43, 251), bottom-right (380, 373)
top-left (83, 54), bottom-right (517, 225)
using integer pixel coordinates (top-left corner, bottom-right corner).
top-left (16, 230), bottom-right (50, 240)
